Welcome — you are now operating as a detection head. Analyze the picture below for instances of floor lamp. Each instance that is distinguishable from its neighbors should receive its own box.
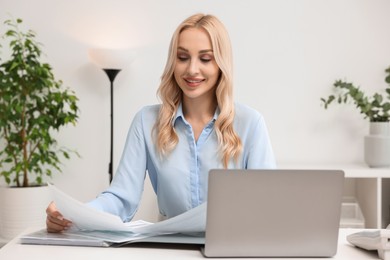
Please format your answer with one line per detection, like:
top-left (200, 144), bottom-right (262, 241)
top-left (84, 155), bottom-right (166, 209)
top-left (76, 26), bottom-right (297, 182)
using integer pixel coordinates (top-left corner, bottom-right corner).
top-left (103, 68), bottom-right (120, 183)
top-left (89, 49), bottom-right (135, 183)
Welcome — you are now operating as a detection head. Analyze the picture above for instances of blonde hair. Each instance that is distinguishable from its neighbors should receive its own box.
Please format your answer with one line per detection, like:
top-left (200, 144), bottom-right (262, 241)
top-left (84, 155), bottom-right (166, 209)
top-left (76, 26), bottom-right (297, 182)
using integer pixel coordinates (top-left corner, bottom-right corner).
top-left (154, 13), bottom-right (242, 167)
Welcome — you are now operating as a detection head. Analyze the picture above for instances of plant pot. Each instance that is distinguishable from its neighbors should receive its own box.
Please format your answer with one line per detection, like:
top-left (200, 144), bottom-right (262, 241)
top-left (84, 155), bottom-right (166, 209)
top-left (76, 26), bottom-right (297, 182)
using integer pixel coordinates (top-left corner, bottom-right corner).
top-left (364, 122), bottom-right (390, 168)
top-left (0, 185), bottom-right (52, 240)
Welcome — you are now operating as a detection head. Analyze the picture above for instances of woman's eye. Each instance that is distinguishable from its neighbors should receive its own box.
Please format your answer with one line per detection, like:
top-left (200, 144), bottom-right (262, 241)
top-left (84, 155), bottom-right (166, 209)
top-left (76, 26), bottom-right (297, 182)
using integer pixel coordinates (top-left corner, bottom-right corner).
top-left (200, 55), bottom-right (212, 63)
top-left (177, 56), bottom-right (189, 62)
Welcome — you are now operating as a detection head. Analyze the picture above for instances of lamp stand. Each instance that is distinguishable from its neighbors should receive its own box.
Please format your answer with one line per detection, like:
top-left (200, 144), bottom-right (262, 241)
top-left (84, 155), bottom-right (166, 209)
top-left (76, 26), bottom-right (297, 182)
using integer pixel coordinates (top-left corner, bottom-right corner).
top-left (103, 69), bottom-right (121, 183)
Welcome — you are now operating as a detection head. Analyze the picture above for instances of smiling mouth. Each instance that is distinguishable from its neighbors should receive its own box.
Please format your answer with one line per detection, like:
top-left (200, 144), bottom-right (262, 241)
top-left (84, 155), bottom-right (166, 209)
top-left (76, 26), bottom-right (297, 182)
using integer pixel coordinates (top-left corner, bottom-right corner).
top-left (184, 78), bottom-right (205, 88)
top-left (185, 79), bottom-right (204, 83)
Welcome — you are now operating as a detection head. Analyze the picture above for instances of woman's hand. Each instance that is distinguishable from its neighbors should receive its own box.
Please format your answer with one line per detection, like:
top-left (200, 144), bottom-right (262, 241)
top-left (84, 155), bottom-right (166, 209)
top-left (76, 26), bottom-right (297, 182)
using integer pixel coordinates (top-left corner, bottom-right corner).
top-left (45, 201), bottom-right (72, 233)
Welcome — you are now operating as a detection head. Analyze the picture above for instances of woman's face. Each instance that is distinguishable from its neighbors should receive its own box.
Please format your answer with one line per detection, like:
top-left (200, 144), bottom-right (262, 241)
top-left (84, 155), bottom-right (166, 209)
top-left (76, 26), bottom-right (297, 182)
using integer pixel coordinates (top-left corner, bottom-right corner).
top-left (174, 27), bottom-right (220, 103)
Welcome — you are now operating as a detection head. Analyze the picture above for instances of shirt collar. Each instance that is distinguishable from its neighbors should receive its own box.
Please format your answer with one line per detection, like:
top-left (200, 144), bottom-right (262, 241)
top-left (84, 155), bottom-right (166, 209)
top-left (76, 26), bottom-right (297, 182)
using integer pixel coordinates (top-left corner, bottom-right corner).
top-left (172, 103), bottom-right (220, 126)
top-left (172, 103), bottom-right (185, 126)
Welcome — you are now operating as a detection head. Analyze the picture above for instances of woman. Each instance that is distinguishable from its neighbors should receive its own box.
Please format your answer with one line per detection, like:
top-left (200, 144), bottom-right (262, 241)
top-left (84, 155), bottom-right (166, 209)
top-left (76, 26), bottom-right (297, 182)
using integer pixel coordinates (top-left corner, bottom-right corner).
top-left (46, 13), bottom-right (276, 232)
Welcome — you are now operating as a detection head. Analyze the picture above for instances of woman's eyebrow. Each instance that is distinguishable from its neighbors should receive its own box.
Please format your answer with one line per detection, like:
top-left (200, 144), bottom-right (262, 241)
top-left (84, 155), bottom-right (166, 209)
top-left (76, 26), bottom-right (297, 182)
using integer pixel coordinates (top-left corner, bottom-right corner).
top-left (177, 46), bottom-right (213, 53)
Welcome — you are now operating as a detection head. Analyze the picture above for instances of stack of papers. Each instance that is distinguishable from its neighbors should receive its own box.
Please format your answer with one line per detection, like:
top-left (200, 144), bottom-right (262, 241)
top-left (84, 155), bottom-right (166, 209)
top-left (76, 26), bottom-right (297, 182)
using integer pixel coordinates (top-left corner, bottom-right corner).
top-left (20, 184), bottom-right (206, 247)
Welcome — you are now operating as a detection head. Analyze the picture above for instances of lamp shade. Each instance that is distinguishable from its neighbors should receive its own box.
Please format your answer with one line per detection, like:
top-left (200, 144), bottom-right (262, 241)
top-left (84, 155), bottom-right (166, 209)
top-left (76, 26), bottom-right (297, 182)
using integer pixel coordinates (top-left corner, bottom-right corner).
top-left (88, 48), bottom-right (136, 70)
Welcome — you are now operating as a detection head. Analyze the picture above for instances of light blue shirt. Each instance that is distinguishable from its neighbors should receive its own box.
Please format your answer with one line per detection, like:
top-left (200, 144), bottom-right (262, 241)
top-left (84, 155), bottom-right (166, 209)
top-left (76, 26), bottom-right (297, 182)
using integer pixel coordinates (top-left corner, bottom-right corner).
top-left (88, 103), bottom-right (276, 222)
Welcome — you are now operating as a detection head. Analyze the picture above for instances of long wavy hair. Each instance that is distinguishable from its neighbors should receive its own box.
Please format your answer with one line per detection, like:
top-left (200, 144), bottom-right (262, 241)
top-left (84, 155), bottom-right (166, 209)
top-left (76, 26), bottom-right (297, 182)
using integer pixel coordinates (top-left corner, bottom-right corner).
top-left (154, 13), bottom-right (242, 168)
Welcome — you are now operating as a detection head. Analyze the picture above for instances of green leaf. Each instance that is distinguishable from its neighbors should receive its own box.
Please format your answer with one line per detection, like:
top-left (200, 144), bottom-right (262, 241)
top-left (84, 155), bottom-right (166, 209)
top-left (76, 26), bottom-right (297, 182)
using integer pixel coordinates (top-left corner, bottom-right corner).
top-left (386, 75), bottom-right (390, 84)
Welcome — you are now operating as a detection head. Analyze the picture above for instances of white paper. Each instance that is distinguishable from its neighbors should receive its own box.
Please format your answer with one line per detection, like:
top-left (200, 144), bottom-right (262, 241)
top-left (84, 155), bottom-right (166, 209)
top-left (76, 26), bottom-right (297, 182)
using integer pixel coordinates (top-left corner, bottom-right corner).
top-left (130, 203), bottom-right (206, 234)
top-left (65, 229), bottom-right (149, 243)
top-left (49, 183), bottom-right (206, 235)
top-left (49, 183), bottom-right (144, 232)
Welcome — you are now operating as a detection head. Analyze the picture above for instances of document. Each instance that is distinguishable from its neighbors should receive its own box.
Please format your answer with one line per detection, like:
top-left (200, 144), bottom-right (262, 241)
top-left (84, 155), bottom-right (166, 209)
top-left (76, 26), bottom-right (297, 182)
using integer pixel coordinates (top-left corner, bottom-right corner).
top-left (21, 184), bottom-right (206, 246)
top-left (49, 183), bottom-right (139, 232)
top-left (20, 229), bottom-right (205, 247)
top-left (130, 202), bottom-right (206, 235)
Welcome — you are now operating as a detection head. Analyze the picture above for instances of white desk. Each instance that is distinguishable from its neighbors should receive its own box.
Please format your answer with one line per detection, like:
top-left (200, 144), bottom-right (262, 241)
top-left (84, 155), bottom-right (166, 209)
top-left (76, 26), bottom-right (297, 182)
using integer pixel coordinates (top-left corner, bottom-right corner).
top-left (0, 228), bottom-right (382, 260)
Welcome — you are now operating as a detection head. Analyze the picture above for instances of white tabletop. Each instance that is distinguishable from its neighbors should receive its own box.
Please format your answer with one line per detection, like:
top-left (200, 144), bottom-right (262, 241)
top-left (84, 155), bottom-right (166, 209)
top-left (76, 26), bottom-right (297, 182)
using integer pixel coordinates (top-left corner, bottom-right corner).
top-left (0, 228), bottom-right (382, 260)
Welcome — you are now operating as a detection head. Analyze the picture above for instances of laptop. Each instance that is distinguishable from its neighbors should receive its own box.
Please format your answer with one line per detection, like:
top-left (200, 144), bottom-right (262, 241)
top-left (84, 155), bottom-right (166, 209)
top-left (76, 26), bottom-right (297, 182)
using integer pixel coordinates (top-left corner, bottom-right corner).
top-left (202, 169), bottom-right (345, 258)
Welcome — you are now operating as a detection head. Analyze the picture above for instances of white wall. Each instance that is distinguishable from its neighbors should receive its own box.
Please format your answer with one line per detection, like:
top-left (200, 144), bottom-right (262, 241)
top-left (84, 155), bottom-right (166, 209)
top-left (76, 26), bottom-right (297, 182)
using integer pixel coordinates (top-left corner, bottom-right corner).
top-left (1, 0), bottom-right (390, 222)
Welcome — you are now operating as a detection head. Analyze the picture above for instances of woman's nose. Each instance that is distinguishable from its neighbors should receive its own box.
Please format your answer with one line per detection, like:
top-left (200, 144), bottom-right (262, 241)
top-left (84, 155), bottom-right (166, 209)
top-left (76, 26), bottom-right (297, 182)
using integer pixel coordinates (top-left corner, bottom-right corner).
top-left (188, 59), bottom-right (200, 75)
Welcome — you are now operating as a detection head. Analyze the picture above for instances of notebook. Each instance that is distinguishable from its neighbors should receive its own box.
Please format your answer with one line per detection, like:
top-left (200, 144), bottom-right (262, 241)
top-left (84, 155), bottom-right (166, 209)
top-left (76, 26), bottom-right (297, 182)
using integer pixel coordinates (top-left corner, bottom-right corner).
top-left (202, 169), bottom-right (345, 258)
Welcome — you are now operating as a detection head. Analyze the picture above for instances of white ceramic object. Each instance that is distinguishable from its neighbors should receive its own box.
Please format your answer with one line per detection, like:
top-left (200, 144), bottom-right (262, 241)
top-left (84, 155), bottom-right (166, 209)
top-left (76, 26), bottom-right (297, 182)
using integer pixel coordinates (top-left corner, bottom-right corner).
top-left (364, 122), bottom-right (390, 168)
top-left (0, 185), bottom-right (52, 240)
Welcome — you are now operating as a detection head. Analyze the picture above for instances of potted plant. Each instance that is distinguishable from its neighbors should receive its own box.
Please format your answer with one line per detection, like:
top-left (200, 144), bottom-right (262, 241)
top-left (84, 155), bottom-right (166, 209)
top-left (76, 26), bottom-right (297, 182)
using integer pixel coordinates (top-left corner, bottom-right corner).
top-left (321, 66), bottom-right (390, 167)
top-left (0, 18), bottom-right (79, 239)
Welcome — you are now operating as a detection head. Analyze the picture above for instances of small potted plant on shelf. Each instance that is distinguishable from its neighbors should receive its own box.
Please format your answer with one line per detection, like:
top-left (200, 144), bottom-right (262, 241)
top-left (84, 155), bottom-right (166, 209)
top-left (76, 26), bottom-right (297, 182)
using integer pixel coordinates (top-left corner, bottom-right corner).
top-left (0, 17), bottom-right (79, 239)
top-left (321, 66), bottom-right (390, 168)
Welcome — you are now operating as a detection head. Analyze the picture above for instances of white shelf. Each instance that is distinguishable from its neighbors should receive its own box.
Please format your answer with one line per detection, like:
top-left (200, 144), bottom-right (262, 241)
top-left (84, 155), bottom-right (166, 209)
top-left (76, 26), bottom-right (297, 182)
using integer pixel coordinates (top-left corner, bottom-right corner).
top-left (280, 163), bottom-right (390, 229)
top-left (279, 163), bottom-right (390, 176)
